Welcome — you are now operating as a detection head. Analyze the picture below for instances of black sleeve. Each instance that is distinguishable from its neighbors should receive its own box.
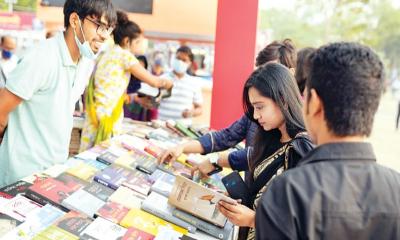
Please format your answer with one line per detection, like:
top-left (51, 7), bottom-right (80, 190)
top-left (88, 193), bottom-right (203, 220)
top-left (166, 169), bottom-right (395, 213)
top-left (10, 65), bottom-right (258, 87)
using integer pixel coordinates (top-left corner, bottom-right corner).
top-left (255, 177), bottom-right (298, 240)
top-left (288, 136), bottom-right (315, 168)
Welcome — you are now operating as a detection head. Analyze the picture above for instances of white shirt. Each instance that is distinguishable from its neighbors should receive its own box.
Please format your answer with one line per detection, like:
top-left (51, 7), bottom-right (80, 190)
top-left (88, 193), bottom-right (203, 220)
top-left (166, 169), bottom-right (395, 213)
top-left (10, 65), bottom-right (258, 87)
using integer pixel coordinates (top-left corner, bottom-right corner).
top-left (158, 72), bottom-right (203, 125)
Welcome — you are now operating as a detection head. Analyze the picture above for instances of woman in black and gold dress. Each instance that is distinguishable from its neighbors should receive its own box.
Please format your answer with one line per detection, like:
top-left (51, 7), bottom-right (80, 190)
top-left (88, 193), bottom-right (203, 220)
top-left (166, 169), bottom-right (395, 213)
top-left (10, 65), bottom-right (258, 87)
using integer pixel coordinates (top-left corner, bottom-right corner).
top-left (218, 62), bottom-right (314, 240)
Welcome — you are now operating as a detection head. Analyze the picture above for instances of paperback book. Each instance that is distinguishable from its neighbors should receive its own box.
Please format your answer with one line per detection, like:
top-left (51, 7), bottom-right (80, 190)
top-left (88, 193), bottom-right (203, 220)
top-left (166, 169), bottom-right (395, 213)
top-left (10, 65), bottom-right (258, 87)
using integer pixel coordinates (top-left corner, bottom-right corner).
top-left (168, 175), bottom-right (233, 227)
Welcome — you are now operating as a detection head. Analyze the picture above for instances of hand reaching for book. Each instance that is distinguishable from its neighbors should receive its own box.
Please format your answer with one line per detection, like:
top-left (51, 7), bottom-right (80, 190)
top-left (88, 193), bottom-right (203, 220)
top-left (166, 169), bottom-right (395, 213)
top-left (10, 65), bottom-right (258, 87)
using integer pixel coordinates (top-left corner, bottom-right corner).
top-left (158, 145), bottom-right (184, 164)
top-left (217, 200), bottom-right (255, 228)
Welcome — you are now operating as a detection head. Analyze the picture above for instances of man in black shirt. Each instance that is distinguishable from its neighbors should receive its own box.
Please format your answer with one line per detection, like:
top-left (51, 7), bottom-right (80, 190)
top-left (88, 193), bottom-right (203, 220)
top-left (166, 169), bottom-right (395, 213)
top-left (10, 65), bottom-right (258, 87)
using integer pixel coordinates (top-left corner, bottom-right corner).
top-left (255, 42), bottom-right (400, 239)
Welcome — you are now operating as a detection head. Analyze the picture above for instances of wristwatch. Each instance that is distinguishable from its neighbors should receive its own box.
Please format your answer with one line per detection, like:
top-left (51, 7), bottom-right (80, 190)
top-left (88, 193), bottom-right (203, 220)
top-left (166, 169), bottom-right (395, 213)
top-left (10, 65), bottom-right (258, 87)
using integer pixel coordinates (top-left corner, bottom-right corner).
top-left (207, 153), bottom-right (223, 176)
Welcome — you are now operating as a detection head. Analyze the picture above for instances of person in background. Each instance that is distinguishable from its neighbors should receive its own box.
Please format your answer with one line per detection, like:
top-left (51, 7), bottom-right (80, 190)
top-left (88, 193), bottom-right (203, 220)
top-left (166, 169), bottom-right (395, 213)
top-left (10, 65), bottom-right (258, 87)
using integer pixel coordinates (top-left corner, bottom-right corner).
top-left (0, 0), bottom-right (117, 187)
top-left (295, 47), bottom-right (316, 94)
top-left (255, 42), bottom-right (400, 239)
top-left (124, 55), bottom-right (158, 121)
top-left (0, 36), bottom-right (19, 78)
top-left (157, 46), bottom-right (203, 125)
top-left (151, 52), bottom-right (165, 76)
top-left (79, 11), bottom-right (173, 151)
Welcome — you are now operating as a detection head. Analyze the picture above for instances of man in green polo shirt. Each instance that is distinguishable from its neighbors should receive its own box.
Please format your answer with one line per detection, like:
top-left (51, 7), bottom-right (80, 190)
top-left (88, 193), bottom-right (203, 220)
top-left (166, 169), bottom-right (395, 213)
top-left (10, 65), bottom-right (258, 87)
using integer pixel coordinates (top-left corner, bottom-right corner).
top-left (0, 0), bottom-right (117, 187)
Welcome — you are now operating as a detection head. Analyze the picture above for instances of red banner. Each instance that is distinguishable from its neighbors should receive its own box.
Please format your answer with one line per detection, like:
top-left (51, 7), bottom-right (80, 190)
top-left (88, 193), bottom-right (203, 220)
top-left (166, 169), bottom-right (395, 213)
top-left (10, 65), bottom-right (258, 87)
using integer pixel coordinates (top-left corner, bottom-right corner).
top-left (0, 12), bottom-right (36, 30)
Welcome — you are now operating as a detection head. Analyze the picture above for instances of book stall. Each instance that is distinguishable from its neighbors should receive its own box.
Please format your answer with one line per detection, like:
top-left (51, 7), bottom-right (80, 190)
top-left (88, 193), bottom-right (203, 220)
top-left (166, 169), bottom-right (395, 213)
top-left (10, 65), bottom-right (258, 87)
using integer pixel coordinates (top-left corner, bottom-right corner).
top-left (0, 120), bottom-right (237, 240)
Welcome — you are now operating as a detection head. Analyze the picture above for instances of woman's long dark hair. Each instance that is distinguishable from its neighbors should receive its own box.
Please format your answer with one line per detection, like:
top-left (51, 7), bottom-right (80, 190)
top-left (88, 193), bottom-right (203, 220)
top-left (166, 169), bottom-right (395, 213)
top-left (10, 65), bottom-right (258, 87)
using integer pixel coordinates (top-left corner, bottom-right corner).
top-left (243, 63), bottom-right (306, 174)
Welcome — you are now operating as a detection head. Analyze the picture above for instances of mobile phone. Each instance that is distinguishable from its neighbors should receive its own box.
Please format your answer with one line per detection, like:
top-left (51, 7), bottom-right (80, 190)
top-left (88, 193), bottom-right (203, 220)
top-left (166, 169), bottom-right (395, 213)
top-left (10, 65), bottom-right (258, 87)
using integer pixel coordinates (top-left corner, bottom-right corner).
top-left (222, 171), bottom-right (249, 204)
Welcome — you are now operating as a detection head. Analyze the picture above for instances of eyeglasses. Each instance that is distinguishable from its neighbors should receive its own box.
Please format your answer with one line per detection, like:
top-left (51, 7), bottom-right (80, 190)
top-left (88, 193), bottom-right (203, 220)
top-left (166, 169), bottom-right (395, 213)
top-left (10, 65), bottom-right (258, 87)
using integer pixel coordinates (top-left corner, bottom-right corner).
top-left (85, 18), bottom-right (114, 36)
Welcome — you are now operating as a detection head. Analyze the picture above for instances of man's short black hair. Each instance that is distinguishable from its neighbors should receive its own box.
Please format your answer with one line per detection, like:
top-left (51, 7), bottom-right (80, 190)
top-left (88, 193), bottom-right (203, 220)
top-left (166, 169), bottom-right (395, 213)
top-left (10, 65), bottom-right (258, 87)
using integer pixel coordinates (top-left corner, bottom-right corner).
top-left (177, 46), bottom-right (194, 62)
top-left (63, 0), bottom-right (117, 29)
top-left (307, 42), bottom-right (385, 137)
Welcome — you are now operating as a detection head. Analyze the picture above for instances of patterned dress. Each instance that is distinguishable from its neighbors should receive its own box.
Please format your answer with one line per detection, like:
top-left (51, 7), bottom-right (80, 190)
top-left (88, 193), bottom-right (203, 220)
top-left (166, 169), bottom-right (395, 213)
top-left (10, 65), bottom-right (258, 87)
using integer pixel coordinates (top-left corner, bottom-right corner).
top-left (80, 46), bottom-right (138, 151)
top-left (246, 143), bottom-right (293, 240)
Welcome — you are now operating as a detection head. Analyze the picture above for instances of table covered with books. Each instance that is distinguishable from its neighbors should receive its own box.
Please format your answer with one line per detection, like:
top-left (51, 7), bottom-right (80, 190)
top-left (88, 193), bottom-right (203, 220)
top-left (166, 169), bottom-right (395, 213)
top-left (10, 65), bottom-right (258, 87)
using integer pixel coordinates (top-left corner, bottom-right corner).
top-left (0, 120), bottom-right (236, 240)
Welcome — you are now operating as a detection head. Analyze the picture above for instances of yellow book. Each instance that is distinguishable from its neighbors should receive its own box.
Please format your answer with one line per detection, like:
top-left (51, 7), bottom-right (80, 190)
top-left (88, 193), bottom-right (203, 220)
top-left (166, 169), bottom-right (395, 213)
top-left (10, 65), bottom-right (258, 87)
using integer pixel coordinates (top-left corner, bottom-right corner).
top-left (120, 208), bottom-right (188, 236)
top-left (66, 162), bottom-right (98, 181)
top-left (114, 153), bottom-right (136, 168)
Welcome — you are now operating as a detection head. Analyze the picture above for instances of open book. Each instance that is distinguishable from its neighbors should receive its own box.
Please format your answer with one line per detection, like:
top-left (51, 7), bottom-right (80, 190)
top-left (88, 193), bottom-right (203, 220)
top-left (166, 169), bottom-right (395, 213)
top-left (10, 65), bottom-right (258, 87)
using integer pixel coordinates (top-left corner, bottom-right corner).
top-left (168, 175), bottom-right (235, 227)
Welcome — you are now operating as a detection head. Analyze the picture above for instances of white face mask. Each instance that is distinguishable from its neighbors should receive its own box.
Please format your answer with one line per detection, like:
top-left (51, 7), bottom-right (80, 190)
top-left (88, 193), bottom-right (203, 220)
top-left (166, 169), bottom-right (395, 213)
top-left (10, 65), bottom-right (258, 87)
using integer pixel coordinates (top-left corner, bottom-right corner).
top-left (73, 19), bottom-right (96, 60)
top-left (172, 58), bottom-right (189, 74)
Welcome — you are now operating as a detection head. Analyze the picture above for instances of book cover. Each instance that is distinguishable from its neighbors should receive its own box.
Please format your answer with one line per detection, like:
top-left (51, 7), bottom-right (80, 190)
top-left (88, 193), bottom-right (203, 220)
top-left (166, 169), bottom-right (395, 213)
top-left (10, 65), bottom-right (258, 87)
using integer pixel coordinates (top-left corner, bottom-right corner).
top-left (96, 151), bottom-right (119, 165)
top-left (80, 217), bottom-right (127, 240)
top-left (0, 180), bottom-right (32, 199)
top-left (141, 192), bottom-right (197, 233)
top-left (25, 178), bottom-right (81, 211)
top-left (86, 159), bottom-right (109, 171)
top-left (0, 195), bottom-right (42, 222)
top-left (53, 211), bottom-right (93, 237)
top-left (1, 204), bottom-right (65, 240)
top-left (154, 226), bottom-right (197, 240)
top-left (66, 162), bottom-right (99, 182)
top-left (95, 201), bottom-right (129, 224)
top-left (122, 227), bottom-right (155, 240)
top-left (108, 186), bottom-right (144, 210)
top-left (168, 175), bottom-right (228, 227)
top-left (115, 148), bottom-right (158, 175)
top-left (120, 208), bottom-right (188, 236)
top-left (55, 173), bottom-right (87, 190)
top-left (150, 173), bottom-right (176, 197)
top-left (33, 225), bottom-right (79, 240)
top-left (93, 165), bottom-right (136, 190)
top-left (61, 189), bottom-right (105, 217)
top-left (0, 213), bottom-right (21, 238)
top-left (83, 181), bottom-right (115, 202)
top-left (157, 161), bottom-right (192, 179)
top-left (172, 209), bottom-right (233, 240)
top-left (121, 169), bottom-right (152, 196)
top-left (148, 169), bottom-right (170, 184)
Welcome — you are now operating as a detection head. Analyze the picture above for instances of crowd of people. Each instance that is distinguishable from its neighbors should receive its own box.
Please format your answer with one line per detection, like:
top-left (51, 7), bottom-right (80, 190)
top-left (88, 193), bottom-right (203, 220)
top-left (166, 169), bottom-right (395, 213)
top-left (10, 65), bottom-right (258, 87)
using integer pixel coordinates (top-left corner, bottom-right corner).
top-left (0, 0), bottom-right (400, 239)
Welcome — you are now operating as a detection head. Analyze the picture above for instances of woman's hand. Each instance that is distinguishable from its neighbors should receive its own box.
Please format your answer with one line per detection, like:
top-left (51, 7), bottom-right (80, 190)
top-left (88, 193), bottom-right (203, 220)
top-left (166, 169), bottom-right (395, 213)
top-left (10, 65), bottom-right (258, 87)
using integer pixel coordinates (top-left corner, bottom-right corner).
top-left (160, 78), bottom-right (174, 90)
top-left (158, 145), bottom-right (184, 164)
top-left (218, 200), bottom-right (255, 228)
top-left (191, 159), bottom-right (215, 177)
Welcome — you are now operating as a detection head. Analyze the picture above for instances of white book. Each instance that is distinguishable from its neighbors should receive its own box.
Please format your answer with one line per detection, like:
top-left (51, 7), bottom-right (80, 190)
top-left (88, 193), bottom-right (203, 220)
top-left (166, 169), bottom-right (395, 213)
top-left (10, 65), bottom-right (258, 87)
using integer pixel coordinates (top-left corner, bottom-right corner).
top-left (61, 189), bottom-right (105, 217)
top-left (0, 195), bottom-right (42, 222)
top-left (141, 192), bottom-right (197, 233)
top-left (80, 217), bottom-right (127, 240)
top-left (108, 186), bottom-right (144, 210)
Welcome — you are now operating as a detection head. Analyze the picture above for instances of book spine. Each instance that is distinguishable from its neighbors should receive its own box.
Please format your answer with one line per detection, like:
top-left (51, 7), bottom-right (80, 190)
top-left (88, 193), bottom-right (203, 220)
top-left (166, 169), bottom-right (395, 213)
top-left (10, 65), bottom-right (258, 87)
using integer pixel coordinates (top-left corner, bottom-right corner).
top-left (141, 204), bottom-right (196, 233)
top-left (175, 122), bottom-right (197, 139)
top-left (93, 176), bottom-right (118, 190)
top-left (172, 209), bottom-right (227, 239)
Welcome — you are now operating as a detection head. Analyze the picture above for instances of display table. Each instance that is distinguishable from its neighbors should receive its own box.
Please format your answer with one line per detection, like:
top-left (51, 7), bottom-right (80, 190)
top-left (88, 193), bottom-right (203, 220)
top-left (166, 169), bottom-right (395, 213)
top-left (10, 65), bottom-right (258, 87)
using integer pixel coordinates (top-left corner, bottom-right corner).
top-left (0, 120), bottom-right (237, 240)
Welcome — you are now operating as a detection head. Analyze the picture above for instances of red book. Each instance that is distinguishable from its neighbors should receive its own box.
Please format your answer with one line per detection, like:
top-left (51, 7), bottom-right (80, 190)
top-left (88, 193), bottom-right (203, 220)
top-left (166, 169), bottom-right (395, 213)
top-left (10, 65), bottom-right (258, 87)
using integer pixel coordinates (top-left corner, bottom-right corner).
top-left (95, 202), bottom-right (129, 224)
top-left (122, 227), bottom-right (155, 240)
top-left (25, 178), bottom-right (81, 211)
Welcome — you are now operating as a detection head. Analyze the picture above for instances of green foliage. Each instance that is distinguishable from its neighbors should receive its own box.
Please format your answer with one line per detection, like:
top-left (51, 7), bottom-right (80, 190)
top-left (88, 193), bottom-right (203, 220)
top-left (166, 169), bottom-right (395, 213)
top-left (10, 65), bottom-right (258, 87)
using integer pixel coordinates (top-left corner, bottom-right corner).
top-left (259, 0), bottom-right (400, 67)
top-left (0, 0), bottom-right (36, 12)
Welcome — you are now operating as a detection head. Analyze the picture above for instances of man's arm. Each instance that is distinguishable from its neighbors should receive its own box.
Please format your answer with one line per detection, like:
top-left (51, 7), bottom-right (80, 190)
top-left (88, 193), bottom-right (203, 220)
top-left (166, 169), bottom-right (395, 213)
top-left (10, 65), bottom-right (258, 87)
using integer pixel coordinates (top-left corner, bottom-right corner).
top-left (192, 102), bottom-right (203, 117)
top-left (0, 88), bottom-right (23, 138)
